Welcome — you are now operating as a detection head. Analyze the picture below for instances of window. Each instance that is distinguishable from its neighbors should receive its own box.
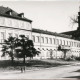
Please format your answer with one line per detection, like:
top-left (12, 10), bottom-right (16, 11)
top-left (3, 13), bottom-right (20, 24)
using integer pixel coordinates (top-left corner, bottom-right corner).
top-left (59, 39), bottom-right (62, 45)
top-left (72, 42), bottom-right (73, 46)
top-left (8, 19), bottom-right (12, 26)
top-left (1, 32), bottom-right (5, 39)
top-left (69, 41), bottom-right (71, 46)
top-left (1, 32), bottom-right (5, 43)
top-left (0, 17), bottom-right (5, 25)
top-left (21, 21), bottom-right (24, 28)
top-left (41, 37), bottom-right (44, 43)
top-left (45, 37), bottom-right (48, 44)
top-left (77, 43), bottom-right (79, 47)
top-left (74, 42), bottom-right (77, 47)
top-left (15, 34), bottom-right (18, 38)
top-left (14, 20), bottom-right (19, 28)
top-left (63, 40), bottom-right (65, 45)
top-left (49, 38), bottom-right (52, 44)
top-left (67, 41), bottom-right (68, 45)
top-left (56, 39), bottom-right (59, 45)
top-left (79, 43), bottom-right (80, 47)
top-left (26, 35), bottom-right (29, 39)
top-left (36, 36), bottom-right (40, 42)
top-left (53, 38), bottom-right (55, 44)
top-left (32, 35), bottom-right (35, 42)
top-left (8, 33), bottom-right (12, 37)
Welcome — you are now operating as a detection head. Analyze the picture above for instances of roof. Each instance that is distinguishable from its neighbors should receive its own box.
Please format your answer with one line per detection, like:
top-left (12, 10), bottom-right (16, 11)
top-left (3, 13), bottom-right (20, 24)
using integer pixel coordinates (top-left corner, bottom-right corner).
top-left (61, 30), bottom-right (77, 35)
top-left (61, 30), bottom-right (80, 41)
top-left (32, 28), bottom-right (72, 39)
top-left (0, 6), bottom-right (32, 23)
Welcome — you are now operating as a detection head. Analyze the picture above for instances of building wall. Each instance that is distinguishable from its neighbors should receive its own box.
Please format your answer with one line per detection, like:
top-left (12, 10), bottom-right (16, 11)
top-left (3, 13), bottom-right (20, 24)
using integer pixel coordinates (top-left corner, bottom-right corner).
top-left (0, 14), bottom-right (80, 60)
top-left (32, 32), bottom-right (80, 59)
top-left (0, 16), bottom-right (32, 60)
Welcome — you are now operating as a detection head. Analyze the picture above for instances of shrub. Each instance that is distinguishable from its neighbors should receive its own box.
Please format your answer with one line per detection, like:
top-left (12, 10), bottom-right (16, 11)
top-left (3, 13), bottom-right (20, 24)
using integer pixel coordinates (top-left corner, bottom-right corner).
top-left (75, 57), bottom-right (80, 61)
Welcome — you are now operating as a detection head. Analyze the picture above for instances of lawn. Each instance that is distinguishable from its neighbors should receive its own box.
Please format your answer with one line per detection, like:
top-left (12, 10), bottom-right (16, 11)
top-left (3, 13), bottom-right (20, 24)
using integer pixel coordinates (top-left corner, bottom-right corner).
top-left (0, 59), bottom-right (78, 72)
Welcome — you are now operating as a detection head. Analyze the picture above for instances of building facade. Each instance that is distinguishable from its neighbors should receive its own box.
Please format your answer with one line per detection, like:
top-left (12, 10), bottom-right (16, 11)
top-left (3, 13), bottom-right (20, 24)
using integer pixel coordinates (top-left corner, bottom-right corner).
top-left (0, 6), bottom-right (32, 59)
top-left (0, 6), bottom-right (80, 60)
top-left (32, 28), bottom-right (80, 59)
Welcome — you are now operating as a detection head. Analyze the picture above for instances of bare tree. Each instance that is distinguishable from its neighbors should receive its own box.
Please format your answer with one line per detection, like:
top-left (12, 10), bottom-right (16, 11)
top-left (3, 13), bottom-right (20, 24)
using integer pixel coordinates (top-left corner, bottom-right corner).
top-left (70, 15), bottom-right (78, 28)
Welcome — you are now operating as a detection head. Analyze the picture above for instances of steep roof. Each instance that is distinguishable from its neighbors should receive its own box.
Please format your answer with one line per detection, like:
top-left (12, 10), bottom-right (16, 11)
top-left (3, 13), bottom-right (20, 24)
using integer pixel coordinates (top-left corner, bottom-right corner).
top-left (0, 6), bottom-right (32, 23)
top-left (32, 28), bottom-right (72, 39)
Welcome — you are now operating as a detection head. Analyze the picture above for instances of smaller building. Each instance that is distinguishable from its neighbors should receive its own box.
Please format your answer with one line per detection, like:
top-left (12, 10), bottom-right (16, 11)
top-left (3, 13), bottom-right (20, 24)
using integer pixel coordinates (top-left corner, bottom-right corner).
top-left (32, 28), bottom-right (80, 59)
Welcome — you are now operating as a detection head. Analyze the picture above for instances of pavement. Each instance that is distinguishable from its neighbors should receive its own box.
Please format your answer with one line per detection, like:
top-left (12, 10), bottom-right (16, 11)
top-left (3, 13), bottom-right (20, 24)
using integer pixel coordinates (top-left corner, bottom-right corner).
top-left (0, 62), bottom-right (80, 79)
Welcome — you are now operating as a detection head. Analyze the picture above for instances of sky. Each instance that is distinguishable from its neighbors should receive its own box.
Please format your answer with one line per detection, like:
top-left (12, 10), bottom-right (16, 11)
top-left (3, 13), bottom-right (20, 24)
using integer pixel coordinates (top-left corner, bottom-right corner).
top-left (0, 0), bottom-right (80, 33)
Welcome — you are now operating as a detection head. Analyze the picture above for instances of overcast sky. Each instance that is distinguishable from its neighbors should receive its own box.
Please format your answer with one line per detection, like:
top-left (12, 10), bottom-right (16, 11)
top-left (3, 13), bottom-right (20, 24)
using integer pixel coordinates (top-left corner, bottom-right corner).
top-left (0, 0), bottom-right (80, 33)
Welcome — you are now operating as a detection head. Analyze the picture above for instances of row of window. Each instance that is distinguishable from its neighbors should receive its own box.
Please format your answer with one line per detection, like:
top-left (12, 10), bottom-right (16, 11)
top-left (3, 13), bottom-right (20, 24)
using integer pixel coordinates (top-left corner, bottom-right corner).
top-left (0, 17), bottom-right (31, 30)
top-left (0, 32), bottom-right (29, 43)
top-left (32, 35), bottom-right (80, 47)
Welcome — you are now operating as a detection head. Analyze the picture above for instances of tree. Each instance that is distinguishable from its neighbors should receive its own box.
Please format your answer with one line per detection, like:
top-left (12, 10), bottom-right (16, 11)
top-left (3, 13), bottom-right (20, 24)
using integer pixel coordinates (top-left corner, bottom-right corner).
top-left (58, 45), bottom-right (70, 59)
top-left (70, 15), bottom-right (78, 26)
top-left (2, 35), bottom-right (40, 64)
top-left (15, 35), bottom-right (40, 64)
top-left (2, 36), bottom-right (16, 63)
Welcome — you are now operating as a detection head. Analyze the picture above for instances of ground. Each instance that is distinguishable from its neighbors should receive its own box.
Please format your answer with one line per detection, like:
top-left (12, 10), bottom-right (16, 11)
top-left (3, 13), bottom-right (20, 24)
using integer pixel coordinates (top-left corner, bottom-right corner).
top-left (0, 59), bottom-right (80, 79)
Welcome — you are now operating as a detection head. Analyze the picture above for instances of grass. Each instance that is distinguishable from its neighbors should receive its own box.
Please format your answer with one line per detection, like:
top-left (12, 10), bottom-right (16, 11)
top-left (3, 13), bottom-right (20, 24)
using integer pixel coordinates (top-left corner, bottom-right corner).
top-left (0, 59), bottom-right (78, 72)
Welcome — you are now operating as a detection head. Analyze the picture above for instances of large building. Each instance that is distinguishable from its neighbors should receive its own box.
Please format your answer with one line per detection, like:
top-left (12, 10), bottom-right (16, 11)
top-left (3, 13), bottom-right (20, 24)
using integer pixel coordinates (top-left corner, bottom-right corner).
top-left (0, 6), bottom-right (80, 59)
top-left (0, 6), bottom-right (32, 59)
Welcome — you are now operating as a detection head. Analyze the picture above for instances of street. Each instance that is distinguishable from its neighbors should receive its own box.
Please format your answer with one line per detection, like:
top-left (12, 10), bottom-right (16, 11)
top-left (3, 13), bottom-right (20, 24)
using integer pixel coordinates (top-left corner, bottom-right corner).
top-left (0, 63), bottom-right (80, 79)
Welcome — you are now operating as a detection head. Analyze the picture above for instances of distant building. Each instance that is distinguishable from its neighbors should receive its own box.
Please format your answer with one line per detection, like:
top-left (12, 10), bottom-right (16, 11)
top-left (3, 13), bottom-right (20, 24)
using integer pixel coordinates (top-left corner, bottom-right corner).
top-left (0, 6), bottom-right (80, 59)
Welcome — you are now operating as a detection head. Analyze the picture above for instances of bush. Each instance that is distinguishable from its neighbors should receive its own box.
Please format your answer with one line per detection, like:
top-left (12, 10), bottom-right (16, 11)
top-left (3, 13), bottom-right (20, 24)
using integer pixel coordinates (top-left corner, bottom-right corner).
top-left (75, 57), bottom-right (80, 61)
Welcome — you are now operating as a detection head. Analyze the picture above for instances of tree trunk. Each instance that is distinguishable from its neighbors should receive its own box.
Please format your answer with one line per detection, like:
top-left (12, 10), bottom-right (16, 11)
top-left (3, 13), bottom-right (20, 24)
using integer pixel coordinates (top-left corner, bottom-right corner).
top-left (23, 55), bottom-right (25, 65)
top-left (11, 48), bottom-right (14, 64)
top-left (64, 51), bottom-right (66, 60)
top-left (11, 56), bottom-right (14, 65)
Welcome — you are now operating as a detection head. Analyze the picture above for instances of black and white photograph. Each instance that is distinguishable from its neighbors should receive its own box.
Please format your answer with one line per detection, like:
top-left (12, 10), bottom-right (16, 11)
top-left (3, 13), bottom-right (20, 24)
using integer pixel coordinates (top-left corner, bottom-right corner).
top-left (0, 0), bottom-right (80, 79)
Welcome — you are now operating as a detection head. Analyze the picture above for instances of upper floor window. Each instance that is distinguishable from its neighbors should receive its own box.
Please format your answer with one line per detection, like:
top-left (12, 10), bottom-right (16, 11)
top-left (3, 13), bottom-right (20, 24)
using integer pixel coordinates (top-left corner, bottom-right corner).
top-left (49, 38), bottom-right (52, 44)
top-left (0, 17), bottom-right (5, 25)
top-left (36, 36), bottom-right (40, 43)
top-left (8, 18), bottom-right (12, 26)
top-left (14, 20), bottom-right (19, 28)
top-left (41, 37), bottom-right (44, 43)
top-left (53, 38), bottom-right (55, 44)
top-left (62, 40), bottom-right (65, 45)
top-left (45, 37), bottom-right (48, 44)
top-left (79, 43), bottom-right (80, 47)
top-left (56, 39), bottom-right (59, 45)
top-left (72, 42), bottom-right (73, 46)
top-left (69, 41), bottom-right (71, 46)
top-left (59, 39), bottom-right (62, 45)
top-left (74, 42), bottom-right (77, 47)
top-left (21, 21), bottom-right (24, 28)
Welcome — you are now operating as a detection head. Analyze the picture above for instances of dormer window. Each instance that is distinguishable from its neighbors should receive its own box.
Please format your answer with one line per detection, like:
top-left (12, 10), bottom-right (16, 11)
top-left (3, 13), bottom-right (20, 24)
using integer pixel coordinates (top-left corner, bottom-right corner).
top-left (6, 10), bottom-right (12, 15)
top-left (18, 13), bottom-right (24, 18)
